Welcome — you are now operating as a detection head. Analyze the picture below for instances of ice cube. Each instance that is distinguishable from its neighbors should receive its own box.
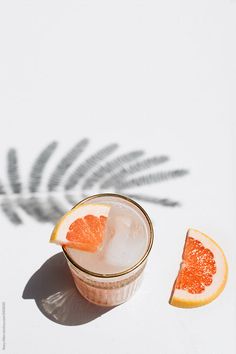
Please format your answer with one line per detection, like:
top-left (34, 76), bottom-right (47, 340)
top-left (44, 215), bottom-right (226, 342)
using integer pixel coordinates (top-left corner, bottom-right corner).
top-left (104, 214), bottom-right (147, 269)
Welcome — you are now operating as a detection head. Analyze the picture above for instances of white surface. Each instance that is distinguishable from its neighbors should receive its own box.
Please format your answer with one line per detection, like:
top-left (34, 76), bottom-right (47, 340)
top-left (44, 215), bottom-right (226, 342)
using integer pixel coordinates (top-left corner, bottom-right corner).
top-left (0, 1), bottom-right (236, 354)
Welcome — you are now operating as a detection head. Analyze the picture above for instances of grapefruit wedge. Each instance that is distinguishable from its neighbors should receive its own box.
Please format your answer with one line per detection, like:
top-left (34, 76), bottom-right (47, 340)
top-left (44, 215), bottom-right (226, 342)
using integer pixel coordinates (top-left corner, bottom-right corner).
top-left (50, 203), bottom-right (110, 252)
top-left (169, 229), bottom-right (228, 308)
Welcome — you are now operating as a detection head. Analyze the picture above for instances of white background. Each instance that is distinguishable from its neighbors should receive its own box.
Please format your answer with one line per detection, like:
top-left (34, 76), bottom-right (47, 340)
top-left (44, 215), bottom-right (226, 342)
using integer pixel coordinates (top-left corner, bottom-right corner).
top-left (0, 1), bottom-right (236, 353)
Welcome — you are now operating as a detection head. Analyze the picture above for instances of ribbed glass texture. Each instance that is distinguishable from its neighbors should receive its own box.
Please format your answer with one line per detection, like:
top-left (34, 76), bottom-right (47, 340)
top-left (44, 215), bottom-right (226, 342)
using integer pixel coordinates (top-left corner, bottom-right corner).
top-left (68, 261), bottom-right (147, 306)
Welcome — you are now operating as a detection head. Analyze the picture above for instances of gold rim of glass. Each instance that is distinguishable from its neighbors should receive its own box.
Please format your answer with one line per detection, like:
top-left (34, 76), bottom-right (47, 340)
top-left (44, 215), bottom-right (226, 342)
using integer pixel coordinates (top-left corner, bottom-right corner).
top-left (62, 193), bottom-right (154, 279)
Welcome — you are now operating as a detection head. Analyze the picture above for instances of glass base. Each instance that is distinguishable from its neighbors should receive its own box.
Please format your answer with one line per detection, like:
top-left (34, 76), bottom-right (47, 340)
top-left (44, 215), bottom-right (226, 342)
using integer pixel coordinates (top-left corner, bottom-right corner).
top-left (69, 263), bottom-right (145, 307)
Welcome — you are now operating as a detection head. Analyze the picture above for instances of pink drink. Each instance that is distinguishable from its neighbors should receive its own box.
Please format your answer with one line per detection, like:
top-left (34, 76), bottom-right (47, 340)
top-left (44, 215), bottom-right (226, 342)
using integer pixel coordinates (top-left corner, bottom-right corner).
top-left (63, 194), bottom-right (154, 306)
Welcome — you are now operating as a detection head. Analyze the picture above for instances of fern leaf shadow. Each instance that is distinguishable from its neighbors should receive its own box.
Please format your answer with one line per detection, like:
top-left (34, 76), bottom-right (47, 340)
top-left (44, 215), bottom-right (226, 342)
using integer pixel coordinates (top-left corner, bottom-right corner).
top-left (22, 253), bottom-right (114, 326)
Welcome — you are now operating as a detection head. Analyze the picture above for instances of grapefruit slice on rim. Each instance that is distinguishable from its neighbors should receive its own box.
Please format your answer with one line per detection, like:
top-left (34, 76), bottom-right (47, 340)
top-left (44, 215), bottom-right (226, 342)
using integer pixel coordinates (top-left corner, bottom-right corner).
top-left (50, 203), bottom-right (111, 252)
top-left (169, 229), bottom-right (228, 308)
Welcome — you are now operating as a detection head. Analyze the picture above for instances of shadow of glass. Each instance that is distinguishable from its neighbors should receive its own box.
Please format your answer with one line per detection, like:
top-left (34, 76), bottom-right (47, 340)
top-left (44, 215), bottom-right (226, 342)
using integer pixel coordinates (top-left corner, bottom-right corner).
top-left (22, 252), bottom-right (114, 326)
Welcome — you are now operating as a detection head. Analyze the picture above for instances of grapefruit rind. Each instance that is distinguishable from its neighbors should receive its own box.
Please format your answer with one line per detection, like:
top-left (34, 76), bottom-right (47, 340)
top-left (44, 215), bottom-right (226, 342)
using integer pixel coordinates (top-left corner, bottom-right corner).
top-left (50, 203), bottom-right (111, 247)
top-left (169, 229), bottom-right (228, 308)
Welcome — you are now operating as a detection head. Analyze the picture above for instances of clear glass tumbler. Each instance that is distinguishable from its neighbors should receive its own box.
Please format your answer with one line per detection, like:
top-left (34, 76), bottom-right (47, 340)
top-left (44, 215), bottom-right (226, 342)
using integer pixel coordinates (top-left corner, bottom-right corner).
top-left (62, 193), bottom-right (154, 307)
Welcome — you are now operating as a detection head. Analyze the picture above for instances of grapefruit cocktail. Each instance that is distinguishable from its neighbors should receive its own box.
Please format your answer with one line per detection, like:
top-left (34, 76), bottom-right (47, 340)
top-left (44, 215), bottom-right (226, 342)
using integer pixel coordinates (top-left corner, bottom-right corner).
top-left (50, 193), bottom-right (154, 306)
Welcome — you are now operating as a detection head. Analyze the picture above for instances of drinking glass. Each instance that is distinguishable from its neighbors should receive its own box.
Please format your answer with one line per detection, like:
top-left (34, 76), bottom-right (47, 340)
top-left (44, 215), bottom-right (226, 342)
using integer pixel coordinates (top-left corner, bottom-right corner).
top-left (62, 193), bottom-right (154, 306)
